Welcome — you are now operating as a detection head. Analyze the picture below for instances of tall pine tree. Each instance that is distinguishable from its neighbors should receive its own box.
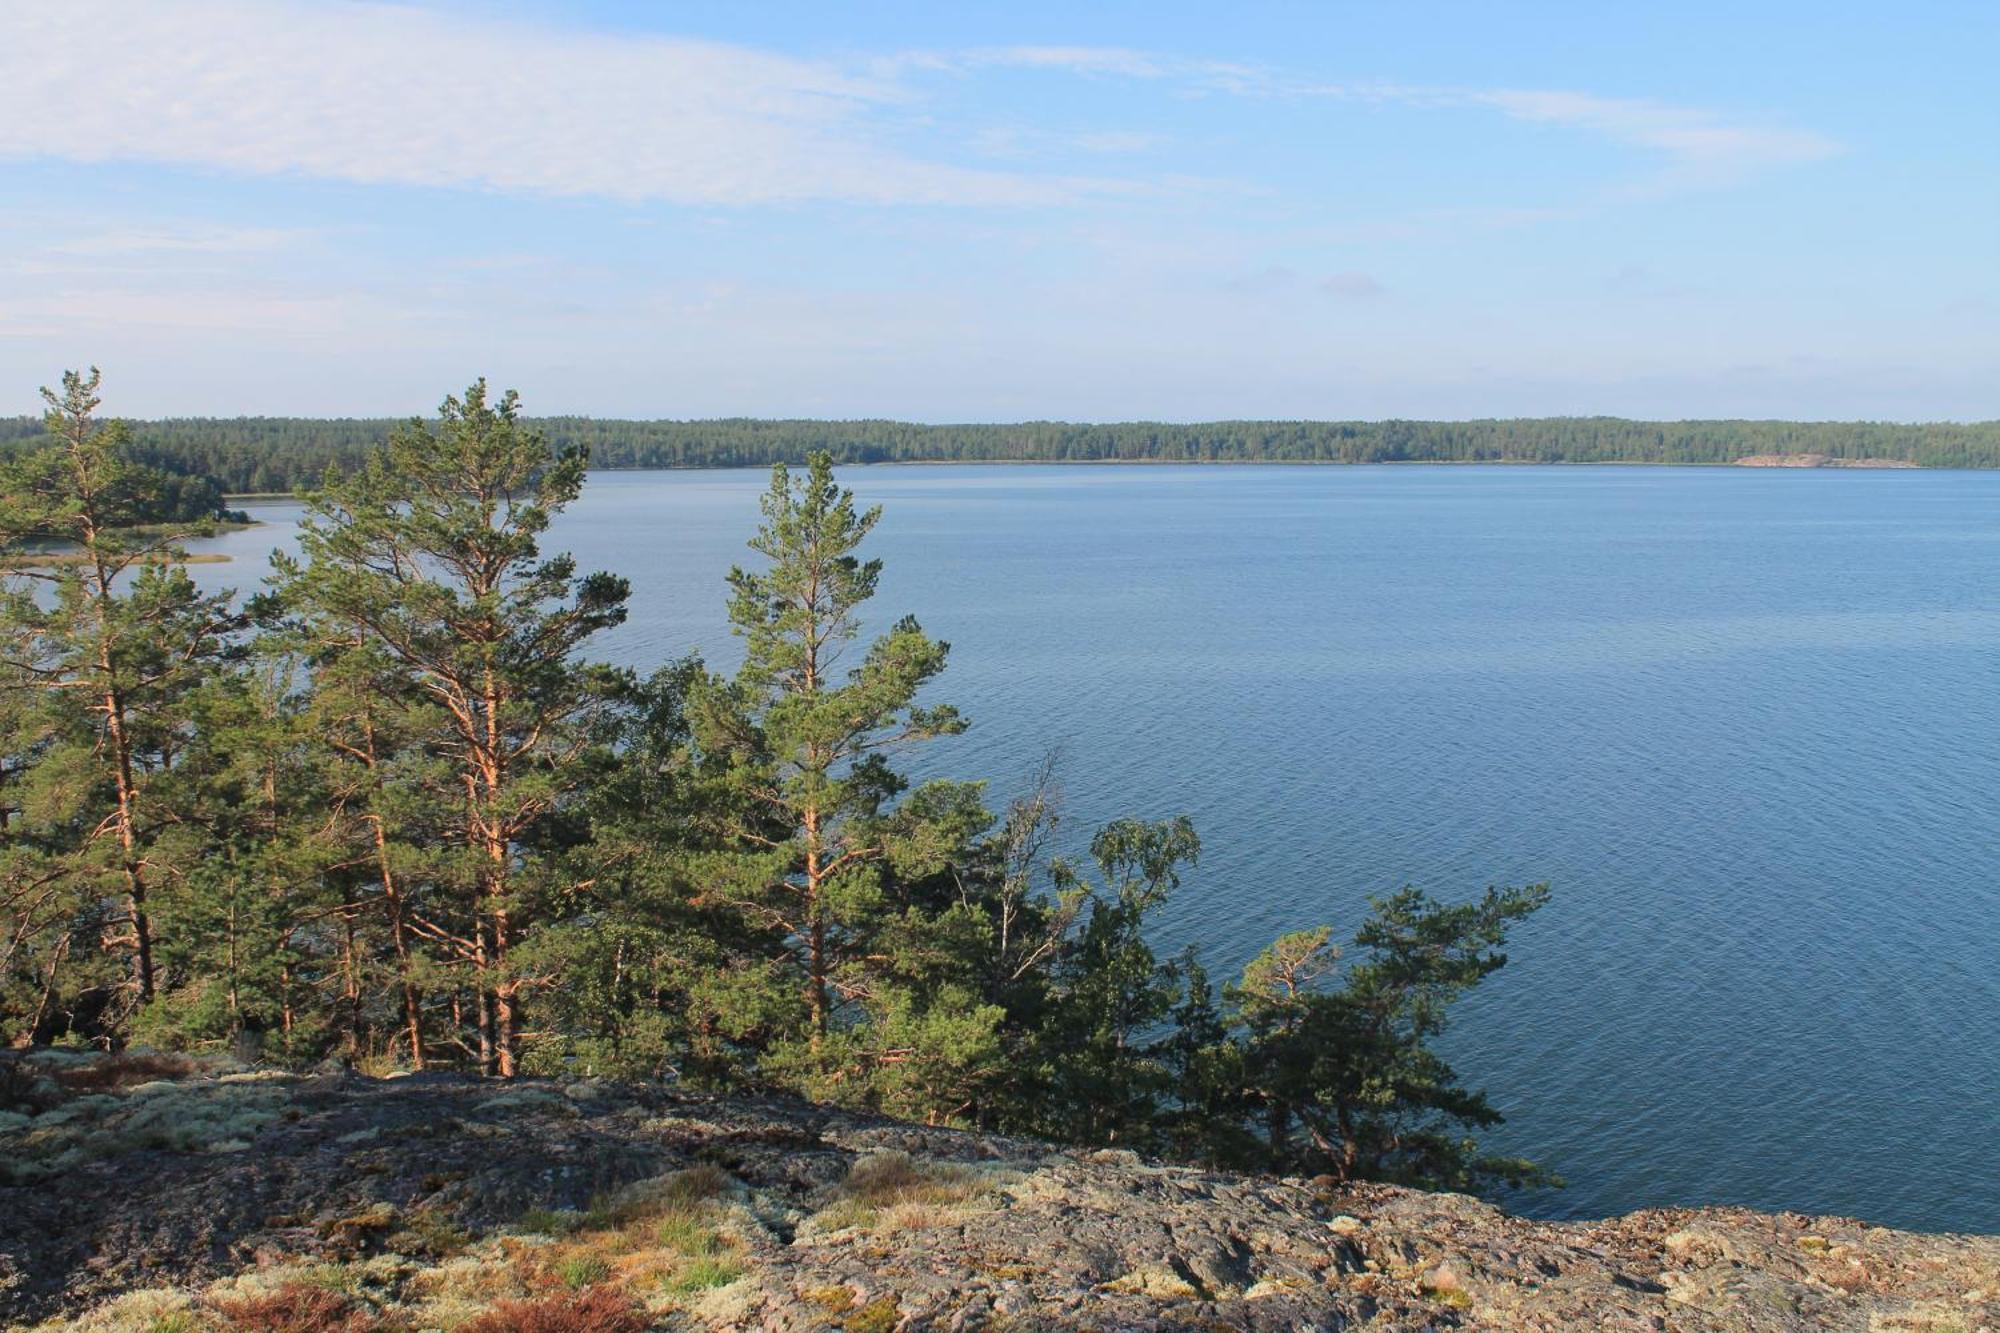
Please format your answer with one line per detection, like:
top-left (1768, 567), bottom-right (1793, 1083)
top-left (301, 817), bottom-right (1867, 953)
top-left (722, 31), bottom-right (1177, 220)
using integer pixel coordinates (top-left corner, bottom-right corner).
top-left (0, 370), bottom-right (241, 1042)
top-left (273, 380), bottom-right (627, 1076)
top-left (687, 452), bottom-right (989, 1098)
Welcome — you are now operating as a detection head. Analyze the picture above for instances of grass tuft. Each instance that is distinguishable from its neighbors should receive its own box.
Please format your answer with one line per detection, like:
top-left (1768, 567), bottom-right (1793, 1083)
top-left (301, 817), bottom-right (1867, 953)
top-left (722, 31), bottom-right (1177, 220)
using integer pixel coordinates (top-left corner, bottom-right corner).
top-left (555, 1254), bottom-right (610, 1290)
top-left (660, 1256), bottom-right (744, 1294)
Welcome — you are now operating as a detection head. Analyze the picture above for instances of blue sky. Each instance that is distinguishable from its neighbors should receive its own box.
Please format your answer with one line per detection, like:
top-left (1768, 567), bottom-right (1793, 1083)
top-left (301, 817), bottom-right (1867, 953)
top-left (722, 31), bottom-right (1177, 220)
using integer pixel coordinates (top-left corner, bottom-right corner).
top-left (1, 1), bottom-right (1994, 421)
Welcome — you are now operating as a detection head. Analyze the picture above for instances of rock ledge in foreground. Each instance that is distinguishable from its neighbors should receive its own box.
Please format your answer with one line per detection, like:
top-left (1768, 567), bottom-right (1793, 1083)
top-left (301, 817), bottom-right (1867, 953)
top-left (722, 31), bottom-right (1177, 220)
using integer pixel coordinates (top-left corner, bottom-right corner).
top-left (1, 1061), bottom-right (1993, 1330)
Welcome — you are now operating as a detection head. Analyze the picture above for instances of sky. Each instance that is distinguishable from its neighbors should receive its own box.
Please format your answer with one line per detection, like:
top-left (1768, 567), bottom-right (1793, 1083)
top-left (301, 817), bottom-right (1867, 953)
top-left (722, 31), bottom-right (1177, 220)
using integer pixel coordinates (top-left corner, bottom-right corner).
top-left (0, 1), bottom-right (1994, 422)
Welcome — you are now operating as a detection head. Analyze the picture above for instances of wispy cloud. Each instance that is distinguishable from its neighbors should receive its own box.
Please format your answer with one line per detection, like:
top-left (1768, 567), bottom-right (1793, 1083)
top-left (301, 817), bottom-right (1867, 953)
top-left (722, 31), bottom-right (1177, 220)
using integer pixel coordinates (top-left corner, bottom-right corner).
top-left (933, 48), bottom-right (1839, 193)
top-left (0, 10), bottom-right (1835, 212)
top-left (1469, 89), bottom-right (1839, 190)
top-left (46, 225), bottom-right (313, 258)
top-left (0, 1), bottom-right (1123, 207)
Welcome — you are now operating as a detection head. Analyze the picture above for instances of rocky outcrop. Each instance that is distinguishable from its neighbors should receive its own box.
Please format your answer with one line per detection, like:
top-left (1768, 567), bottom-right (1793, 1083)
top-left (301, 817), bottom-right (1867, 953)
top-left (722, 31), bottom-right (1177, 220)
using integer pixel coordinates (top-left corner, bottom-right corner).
top-left (1, 1061), bottom-right (1994, 1330)
top-left (1732, 454), bottom-right (1921, 468)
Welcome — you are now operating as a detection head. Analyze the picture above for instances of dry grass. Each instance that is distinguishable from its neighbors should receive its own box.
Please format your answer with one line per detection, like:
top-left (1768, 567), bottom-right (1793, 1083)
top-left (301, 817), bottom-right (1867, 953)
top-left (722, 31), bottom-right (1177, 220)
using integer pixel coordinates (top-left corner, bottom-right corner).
top-left (491, 1163), bottom-right (747, 1309)
top-left (806, 1150), bottom-right (992, 1235)
top-left (454, 1287), bottom-right (648, 1333)
top-left (208, 1280), bottom-right (379, 1332)
top-left (53, 1052), bottom-right (198, 1093)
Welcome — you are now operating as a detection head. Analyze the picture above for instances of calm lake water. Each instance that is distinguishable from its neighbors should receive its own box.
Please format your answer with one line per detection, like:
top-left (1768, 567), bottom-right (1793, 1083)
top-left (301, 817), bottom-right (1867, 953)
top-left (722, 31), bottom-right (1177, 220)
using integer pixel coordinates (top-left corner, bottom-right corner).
top-left (188, 464), bottom-right (2000, 1233)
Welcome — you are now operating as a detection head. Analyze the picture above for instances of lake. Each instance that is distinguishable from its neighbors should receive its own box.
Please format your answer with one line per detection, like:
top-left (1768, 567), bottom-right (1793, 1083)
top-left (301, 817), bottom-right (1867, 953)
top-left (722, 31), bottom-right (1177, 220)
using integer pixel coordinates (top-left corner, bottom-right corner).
top-left (187, 464), bottom-right (2000, 1233)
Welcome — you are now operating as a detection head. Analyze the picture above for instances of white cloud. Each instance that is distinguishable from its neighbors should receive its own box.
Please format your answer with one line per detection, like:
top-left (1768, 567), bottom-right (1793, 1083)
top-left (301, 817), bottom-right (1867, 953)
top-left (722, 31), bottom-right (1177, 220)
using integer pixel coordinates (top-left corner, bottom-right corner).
top-left (0, 1), bottom-right (1116, 207)
top-left (933, 48), bottom-right (1839, 193)
top-left (1472, 89), bottom-right (1839, 190)
top-left (0, 11), bottom-right (1836, 210)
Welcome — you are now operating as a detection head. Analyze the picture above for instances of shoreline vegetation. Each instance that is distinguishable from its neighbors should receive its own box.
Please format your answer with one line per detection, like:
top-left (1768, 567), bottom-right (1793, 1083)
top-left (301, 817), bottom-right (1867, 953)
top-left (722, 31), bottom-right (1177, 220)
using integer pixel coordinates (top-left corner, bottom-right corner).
top-left (4, 372), bottom-right (1554, 1210)
top-left (7, 413), bottom-right (1997, 494)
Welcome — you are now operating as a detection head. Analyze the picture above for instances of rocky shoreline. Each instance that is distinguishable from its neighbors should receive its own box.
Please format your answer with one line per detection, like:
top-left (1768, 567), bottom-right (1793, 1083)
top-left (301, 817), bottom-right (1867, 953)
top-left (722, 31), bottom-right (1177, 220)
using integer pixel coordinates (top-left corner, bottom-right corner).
top-left (1732, 454), bottom-right (1921, 468)
top-left (1, 1057), bottom-right (1993, 1330)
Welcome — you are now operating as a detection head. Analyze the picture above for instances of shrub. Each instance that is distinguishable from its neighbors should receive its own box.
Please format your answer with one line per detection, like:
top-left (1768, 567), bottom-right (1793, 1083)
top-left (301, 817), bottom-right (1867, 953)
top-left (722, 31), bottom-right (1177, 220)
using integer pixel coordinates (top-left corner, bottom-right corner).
top-left (209, 1280), bottom-right (376, 1332)
top-left (456, 1287), bottom-right (647, 1333)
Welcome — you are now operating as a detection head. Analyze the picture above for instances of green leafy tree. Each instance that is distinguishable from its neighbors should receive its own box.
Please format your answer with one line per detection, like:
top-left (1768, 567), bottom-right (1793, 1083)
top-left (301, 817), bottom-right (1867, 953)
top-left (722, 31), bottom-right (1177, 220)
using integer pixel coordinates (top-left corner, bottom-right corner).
top-left (273, 380), bottom-right (627, 1076)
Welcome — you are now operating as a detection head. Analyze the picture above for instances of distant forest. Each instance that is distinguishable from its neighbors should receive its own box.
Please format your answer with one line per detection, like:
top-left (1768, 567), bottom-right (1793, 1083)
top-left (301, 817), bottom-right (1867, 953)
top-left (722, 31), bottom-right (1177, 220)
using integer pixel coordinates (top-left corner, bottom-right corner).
top-left (4, 414), bottom-right (1999, 492)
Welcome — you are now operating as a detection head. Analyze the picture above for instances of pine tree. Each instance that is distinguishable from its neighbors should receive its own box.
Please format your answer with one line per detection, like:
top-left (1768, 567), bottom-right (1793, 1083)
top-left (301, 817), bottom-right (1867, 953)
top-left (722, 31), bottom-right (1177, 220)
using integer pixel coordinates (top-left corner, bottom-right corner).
top-left (1024, 816), bottom-right (1200, 1147)
top-left (0, 370), bottom-right (242, 1042)
top-left (273, 380), bottom-right (627, 1076)
top-left (687, 452), bottom-right (988, 1099)
top-left (1227, 884), bottom-right (1554, 1189)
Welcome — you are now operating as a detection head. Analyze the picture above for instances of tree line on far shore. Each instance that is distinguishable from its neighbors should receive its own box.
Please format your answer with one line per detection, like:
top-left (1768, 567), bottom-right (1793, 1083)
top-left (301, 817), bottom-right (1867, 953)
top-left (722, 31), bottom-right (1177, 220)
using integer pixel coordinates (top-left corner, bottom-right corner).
top-left (3, 410), bottom-right (1996, 494)
top-left (0, 369), bottom-right (1556, 1194)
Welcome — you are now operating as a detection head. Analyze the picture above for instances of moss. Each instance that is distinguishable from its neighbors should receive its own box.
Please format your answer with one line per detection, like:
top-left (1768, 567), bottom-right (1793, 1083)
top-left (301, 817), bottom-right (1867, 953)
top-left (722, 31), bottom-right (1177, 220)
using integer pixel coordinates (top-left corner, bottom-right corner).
top-left (807, 1285), bottom-right (856, 1313)
top-left (1422, 1284), bottom-right (1475, 1310)
top-left (843, 1296), bottom-right (902, 1333)
top-left (321, 1202), bottom-right (400, 1239)
top-left (473, 1087), bottom-right (572, 1116)
top-left (0, 1079), bottom-right (289, 1182)
top-left (590, 1163), bottom-right (732, 1227)
top-left (44, 1288), bottom-right (201, 1333)
top-left (386, 1207), bottom-right (468, 1258)
top-left (800, 1150), bottom-right (1001, 1240)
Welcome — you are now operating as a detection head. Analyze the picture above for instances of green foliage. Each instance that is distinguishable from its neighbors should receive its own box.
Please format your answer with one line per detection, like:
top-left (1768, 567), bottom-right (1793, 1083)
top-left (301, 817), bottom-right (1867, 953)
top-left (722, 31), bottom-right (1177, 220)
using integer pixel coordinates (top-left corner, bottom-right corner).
top-left (0, 370), bottom-right (244, 1047)
top-left (9, 411), bottom-right (1999, 492)
top-left (685, 451), bottom-right (991, 1114)
top-left (270, 379), bottom-right (629, 1077)
top-left (660, 1255), bottom-right (744, 1294)
top-left (0, 371), bottom-right (1560, 1198)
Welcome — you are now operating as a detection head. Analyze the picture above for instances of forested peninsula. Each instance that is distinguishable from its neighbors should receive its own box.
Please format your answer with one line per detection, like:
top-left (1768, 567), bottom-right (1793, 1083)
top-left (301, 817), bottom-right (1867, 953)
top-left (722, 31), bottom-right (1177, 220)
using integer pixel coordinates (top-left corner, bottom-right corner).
top-left (4, 413), bottom-right (1997, 493)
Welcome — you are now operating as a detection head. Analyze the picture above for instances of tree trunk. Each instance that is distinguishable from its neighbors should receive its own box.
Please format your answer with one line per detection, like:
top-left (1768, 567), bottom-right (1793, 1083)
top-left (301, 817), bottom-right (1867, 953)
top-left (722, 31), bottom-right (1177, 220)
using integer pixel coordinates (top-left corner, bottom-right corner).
top-left (368, 814), bottom-right (427, 1070)
top-left (100, 680), bottom-right (153, 1002)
